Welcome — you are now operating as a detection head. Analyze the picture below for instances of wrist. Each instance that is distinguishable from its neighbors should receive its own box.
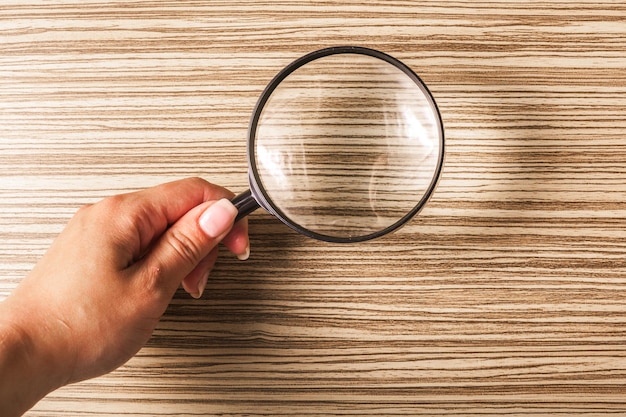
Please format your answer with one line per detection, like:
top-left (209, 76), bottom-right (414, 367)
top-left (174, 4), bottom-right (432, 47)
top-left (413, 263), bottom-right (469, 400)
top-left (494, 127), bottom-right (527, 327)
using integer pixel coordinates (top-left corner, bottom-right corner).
top-left (0, 298), bottom-right (69, 416)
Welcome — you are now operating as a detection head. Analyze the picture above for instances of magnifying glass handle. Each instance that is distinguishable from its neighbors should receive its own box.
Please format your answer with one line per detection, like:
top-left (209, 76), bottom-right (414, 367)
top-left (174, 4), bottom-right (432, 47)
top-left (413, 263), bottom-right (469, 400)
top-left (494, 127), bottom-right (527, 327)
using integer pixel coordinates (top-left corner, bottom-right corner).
top-left (231, 189), bottom-right (260, 223)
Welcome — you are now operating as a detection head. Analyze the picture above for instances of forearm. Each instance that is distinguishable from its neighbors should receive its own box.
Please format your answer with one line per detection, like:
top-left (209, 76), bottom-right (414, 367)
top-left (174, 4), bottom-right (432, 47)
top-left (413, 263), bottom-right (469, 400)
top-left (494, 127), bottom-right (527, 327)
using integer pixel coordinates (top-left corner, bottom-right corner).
top-left (0, 298), bottom-right (67, 416)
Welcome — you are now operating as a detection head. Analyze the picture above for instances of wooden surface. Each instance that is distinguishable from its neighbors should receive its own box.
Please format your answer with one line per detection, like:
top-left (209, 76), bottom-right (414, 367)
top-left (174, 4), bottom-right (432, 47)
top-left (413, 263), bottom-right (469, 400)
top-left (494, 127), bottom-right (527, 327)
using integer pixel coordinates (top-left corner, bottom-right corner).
top-left (1, 1), bottom-right (626, 415)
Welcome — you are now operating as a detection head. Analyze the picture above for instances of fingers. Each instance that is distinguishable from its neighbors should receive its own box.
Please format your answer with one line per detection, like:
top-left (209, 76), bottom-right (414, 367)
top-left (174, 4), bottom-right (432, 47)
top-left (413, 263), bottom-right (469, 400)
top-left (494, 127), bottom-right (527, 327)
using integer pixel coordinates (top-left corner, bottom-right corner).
top-left (223, 219), bottom-right (250, 261)
top-left (178, 216), bottom-right (248, 298)
top-left (183, 205), bottom-right (249, 298)
top-left (124, 177), bottom-right (235, 261)
top-left (136, 199), bottom-right (238, 298)
top-left (134, 177), bottom-right (249, 261)
top-left (181, 248), bottom-right (219, 299)
top-left (115, 177), bottom-right (250, 300)
top-left (138, 177), bottom-right (235, 225)
top-left (179, 220), bottom-right (250, 298)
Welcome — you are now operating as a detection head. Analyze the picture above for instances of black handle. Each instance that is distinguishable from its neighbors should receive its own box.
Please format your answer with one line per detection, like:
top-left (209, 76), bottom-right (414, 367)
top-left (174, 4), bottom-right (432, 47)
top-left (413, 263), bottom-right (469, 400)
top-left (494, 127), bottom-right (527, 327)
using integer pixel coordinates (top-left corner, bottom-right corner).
top-left (231, 189), bottom-right (260, 223)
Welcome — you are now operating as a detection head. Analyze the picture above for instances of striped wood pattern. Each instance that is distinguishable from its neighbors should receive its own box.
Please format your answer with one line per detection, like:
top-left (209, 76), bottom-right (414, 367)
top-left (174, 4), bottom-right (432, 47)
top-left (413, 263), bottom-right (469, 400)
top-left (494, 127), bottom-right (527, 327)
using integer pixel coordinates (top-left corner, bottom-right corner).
top-left (1, 1), bottom-right (626, 416)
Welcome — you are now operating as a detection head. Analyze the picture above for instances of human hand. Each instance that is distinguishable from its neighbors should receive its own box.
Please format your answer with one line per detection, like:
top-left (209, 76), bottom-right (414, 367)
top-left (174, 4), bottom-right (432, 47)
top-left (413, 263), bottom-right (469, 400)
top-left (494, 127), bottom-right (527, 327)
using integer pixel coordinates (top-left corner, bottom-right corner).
top-left (0, 177), bottom-right (248, 416)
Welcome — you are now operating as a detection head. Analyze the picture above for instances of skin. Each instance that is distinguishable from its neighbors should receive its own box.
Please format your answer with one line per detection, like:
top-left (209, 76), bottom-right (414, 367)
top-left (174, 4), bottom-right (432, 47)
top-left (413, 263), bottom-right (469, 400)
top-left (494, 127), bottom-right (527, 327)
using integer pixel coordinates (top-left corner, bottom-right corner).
top-left (0, 177), bottom-right (249, 416)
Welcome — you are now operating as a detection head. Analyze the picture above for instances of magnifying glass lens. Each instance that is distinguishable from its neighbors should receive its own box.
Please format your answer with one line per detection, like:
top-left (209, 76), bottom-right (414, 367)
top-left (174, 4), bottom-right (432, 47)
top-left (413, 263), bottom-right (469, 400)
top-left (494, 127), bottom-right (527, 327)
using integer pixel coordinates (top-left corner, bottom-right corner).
top-left (252, 52), bottom-right (442, 240)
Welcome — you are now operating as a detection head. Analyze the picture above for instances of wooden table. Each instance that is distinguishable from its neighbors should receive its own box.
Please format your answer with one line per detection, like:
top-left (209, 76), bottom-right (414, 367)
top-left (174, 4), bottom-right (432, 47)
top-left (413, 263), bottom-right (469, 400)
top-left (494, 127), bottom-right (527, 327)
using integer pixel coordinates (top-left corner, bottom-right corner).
top-left (2, 1), bottom-right (626, 415)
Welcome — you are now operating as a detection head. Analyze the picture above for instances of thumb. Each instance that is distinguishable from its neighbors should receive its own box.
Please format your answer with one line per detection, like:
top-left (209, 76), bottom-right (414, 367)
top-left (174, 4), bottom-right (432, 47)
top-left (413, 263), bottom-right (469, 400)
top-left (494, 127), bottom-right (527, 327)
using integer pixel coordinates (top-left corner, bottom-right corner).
top-left (139, 198), bottom-right (238, 296)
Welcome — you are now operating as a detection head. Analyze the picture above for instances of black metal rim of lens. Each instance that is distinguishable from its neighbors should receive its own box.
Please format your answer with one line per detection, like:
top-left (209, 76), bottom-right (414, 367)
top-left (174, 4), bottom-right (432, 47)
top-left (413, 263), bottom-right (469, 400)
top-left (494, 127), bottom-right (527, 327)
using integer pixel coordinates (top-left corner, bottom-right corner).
top-left (247, 45), bottom-right (445, 243)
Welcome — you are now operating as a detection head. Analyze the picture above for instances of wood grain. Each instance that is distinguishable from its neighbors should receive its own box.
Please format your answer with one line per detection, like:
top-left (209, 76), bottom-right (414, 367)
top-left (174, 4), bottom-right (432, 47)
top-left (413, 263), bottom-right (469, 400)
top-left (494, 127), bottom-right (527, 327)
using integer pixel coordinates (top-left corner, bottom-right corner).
top-left (1, 1), bottom-right (626, 416)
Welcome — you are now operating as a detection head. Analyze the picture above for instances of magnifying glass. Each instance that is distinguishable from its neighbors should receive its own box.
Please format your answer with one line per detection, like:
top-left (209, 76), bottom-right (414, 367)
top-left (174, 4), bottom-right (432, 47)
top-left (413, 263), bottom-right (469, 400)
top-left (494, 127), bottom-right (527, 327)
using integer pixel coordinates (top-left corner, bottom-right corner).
top-left (231, 46), bottom-right (444, 243)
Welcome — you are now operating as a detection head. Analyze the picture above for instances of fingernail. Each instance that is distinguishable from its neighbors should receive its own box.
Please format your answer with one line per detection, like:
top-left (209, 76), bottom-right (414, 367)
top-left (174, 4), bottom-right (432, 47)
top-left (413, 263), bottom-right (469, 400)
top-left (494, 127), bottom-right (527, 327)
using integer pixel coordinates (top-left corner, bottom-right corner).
top-left (237, 244), bottom-right (250, 261)
top-left (199, 199), bottom-right (237, 238)
top-left (193, 271), bottom-right (210, 299)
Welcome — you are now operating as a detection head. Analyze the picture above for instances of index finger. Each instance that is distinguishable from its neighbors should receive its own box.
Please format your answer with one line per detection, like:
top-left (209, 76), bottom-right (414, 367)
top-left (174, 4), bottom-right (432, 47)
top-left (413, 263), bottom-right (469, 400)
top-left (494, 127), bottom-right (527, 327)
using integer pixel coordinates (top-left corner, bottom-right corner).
top-left (117, 177), bottom-right (241, 263)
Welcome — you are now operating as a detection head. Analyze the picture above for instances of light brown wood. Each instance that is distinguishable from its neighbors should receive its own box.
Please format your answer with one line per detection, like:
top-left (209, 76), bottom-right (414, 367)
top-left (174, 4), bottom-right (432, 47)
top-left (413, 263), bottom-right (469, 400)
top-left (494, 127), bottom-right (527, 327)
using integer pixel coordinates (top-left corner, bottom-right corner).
top-left (1, 1), bottom-right (626, 415)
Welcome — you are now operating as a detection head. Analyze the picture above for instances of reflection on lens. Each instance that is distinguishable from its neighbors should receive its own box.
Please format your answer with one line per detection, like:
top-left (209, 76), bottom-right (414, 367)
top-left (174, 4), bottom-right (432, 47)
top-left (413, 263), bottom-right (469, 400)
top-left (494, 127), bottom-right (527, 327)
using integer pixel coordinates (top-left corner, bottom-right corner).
top-left (251, 50), bottom-right (443, 241)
